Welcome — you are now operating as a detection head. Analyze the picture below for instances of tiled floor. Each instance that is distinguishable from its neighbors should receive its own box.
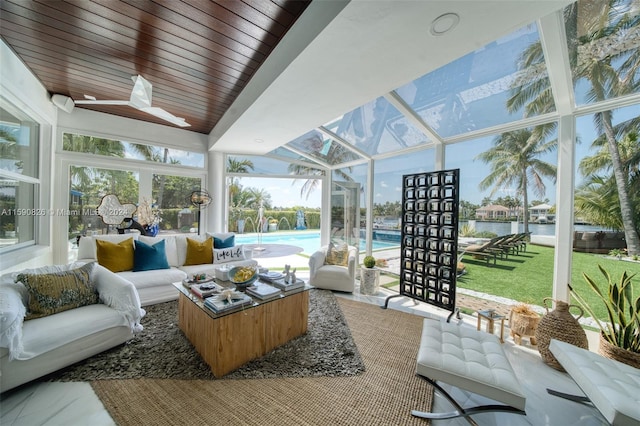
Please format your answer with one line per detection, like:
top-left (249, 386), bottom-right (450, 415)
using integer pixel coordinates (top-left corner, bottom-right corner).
top-left (1, 264), bottom-right (608, 426)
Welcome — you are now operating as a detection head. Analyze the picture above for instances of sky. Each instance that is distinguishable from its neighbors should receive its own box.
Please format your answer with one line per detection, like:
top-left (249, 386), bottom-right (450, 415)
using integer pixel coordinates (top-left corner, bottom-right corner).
top-left (238, 177), bottom-right (322, 209)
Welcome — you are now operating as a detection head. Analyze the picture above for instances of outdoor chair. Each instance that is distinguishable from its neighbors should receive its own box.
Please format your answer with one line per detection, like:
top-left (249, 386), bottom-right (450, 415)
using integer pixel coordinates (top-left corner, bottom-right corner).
top-left (499, 232), bottom-right (529, 255)
top-left (458, 236), bottom-right (503, 265)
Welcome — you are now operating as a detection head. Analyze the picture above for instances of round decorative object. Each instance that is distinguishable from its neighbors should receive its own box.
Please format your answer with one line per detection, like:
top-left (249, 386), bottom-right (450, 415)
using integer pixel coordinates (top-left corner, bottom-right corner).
top-left (228, 266), bottom-right (258, 290)
top-left (599, 333), bottom-right (640, 369)
top-left (534, 298), bottom-right (588, 371)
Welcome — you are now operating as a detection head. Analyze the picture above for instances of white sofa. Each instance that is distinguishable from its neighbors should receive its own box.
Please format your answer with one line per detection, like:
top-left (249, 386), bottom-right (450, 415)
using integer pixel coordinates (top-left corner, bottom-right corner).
top-left (76, 232), bottom-right (257, 306)
top-left (0, 262), bottom-right (145, 393)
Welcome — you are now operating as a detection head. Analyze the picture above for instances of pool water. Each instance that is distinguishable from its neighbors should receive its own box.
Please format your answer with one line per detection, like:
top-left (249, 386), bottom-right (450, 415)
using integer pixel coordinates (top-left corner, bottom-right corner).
top-left (235, 231), bottom-right (398, 254)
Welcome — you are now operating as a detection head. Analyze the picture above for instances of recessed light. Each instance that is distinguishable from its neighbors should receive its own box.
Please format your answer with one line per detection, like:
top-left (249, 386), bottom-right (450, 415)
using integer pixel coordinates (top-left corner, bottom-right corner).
top-left (430, 13), bottom-right (460, 36)
top-left (255, 139), bottom-right (264, 144)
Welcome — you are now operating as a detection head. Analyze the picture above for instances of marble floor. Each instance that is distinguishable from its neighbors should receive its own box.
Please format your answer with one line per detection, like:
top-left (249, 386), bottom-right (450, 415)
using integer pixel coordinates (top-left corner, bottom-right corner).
top-left (1, 269), bottom-right (608, 426)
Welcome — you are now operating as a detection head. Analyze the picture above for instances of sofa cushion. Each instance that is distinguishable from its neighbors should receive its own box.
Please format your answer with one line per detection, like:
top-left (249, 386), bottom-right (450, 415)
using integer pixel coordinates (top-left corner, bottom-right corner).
top-left (213, 245), bottom-right (246, 264)
top-left (96, 238), bottom-right (135, 272)
top-left (325, 242), bottom-right (349, 266)
top-left (77, 234), bottom-right (139, 260)
top-left (17, 262), bottom-right (99, 320)
top-left (184, 237), bottom-right (213, 265)
top-left (139, 235), bottom-right (179, 267)
top-left (133, 239), bottom-right (170, 272)
top-left (118, 268), bottom-right (187, 290)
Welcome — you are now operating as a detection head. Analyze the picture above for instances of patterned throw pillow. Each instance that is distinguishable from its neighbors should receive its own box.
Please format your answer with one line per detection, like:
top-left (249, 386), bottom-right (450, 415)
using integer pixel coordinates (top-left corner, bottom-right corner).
top-left (18, 262), bottom-right (99, 320)
top-left (184, 237), bottom-right (213, 265)
top-left (324, 242), bottom-right (349, 266)
top-left (133, 239), bottom-right (170, 271)
top-left (96, 237), bottom-right (135, 272)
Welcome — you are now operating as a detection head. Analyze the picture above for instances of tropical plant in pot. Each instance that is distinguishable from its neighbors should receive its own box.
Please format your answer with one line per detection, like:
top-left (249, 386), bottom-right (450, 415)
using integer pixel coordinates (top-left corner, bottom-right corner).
top-left (569, 265), bottom-right (640, 368)
top-left (363, 255), bottom-right (376, 269)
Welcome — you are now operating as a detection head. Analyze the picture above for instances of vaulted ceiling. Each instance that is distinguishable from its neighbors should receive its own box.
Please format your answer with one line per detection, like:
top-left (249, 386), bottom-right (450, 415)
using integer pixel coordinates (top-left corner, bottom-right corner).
top-left (0, 0), bottom-right (310, 134)
top-left (1, 0), bottom-right (576, 155)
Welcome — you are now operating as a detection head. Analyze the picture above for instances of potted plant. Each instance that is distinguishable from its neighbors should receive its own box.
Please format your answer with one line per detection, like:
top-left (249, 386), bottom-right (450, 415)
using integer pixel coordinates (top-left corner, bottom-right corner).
top-left (569, 265), bottom-right (640, 368)
top-left (508, 304), bottom-right (540, 345)
top-left (268, 218), bottom-right (278, 232)
top-left (363, 255), bottom-right (376, 268)
top-left (3, 222), bottom-right (16, 238)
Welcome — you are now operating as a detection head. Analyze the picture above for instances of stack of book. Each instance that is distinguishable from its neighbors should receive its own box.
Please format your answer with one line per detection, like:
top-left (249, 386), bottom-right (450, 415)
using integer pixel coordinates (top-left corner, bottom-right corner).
top-left (190, 282), bottom-right (223, 299)
top-left (204, 291), bottom-right (254, 313)
top-left (246, 282), bottom-right (281, 301)
top-left (258, 271), bottom-right (284, 283)
top-left (271, 278), bottom-right (305, 292)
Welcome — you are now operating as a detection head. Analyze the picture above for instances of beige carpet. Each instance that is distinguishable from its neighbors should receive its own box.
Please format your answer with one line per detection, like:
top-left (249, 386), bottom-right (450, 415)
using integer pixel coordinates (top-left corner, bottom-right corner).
top-left (92, 297), bottom-right (433, 425)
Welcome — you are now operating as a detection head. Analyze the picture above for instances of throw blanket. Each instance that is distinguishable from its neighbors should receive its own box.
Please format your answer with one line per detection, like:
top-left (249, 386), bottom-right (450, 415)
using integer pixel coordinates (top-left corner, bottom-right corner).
top-left (0, 262), bottom-right (144, 360)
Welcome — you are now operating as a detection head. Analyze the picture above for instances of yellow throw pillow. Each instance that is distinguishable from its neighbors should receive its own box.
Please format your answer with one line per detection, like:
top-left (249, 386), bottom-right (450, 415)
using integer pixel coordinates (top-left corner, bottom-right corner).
top-left (324, 242), bottom-right (349, 266)
top-left (184, 237), bottom-right (213, 265)
top-left (96, 237), bottom-right (135, 272)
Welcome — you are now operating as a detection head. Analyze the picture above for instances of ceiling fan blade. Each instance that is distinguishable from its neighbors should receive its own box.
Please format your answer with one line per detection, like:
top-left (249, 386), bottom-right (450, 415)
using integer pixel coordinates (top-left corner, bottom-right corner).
top-left (129, 75), bottom-right (153, 109)
top-left (139, 106), bottom-right (191, 127)
top-left (74, 99), bottom-right (129, 105)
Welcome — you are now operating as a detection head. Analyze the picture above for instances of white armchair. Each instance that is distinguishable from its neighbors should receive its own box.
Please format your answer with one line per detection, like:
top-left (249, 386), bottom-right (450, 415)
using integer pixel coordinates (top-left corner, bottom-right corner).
top-left (308, 245), bottom-right (358, 293)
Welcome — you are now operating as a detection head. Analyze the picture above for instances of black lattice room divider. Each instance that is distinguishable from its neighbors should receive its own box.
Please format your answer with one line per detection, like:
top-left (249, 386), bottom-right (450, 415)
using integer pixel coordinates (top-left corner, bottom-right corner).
top-left (384, 169), bottom-right (460, 321)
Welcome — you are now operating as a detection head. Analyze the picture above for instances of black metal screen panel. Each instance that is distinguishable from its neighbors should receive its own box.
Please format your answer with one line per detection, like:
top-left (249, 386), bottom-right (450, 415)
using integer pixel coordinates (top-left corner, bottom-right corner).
top-left (400, 169), bottom-right (459, 312)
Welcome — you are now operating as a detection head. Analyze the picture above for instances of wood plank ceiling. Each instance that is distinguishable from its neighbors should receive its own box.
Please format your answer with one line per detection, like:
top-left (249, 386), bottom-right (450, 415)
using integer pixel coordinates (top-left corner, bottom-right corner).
top-left (0, 0), bottom-right (310, 134)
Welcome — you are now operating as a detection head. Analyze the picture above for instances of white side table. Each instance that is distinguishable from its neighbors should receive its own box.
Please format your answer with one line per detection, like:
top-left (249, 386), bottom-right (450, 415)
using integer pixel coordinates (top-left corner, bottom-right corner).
top-left (360, 267), bottom-right (380, 295)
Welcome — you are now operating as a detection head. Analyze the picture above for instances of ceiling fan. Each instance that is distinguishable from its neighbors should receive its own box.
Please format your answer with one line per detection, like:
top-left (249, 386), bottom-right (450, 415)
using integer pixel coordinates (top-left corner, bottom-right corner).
top-left (60, 75), bottom-right (190, 128)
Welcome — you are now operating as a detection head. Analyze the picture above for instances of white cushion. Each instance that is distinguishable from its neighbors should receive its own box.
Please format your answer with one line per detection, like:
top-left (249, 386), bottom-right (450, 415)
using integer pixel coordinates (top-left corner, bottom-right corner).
top-left (77, 234), bottom-right (139, 260)
top-left (416, 318), bottom-right (526, 411)
top-left (16, 304), bottom-right (130, 360)
top-left (117, 268), bottom-right (187, 290)
top-left (550, 339), bottom-right (640, 426)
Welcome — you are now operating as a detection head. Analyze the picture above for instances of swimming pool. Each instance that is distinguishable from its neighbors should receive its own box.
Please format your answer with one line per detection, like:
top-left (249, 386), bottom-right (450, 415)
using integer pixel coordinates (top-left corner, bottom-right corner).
top-left (235, 231), bottom-right (399, 254)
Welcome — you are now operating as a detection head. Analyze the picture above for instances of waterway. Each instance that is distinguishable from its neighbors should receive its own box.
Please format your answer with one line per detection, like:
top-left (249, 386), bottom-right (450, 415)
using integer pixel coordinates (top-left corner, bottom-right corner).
top-left (460, 221), bottom-right (605, 236)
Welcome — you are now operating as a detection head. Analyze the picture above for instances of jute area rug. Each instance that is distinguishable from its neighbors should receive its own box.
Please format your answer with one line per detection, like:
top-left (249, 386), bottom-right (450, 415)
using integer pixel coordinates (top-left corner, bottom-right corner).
top-left (92, 297), bottom-right (434, 426)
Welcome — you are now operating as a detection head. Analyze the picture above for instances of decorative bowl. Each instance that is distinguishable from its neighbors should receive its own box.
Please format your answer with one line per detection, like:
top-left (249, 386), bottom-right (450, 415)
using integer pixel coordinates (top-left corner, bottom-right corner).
top-left (228, 266), bottom-right (258, 289)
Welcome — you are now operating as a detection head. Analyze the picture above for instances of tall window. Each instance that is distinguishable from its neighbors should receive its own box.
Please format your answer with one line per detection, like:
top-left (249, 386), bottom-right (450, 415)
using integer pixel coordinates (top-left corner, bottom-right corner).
top-left (0, 98), bottom-right (40, 251)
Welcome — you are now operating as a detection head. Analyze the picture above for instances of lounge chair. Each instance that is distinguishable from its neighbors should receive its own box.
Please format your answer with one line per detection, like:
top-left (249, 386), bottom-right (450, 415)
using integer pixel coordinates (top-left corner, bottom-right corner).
top-left (458, 236), bottom-right (503, 265)
top-left (499, 232), bottom-right (529, 255)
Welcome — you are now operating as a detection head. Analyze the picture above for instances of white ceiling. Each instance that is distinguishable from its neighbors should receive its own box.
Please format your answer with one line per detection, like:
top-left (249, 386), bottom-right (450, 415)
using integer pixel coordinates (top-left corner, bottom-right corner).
top-left (208, 0), bottom-right (574, 155)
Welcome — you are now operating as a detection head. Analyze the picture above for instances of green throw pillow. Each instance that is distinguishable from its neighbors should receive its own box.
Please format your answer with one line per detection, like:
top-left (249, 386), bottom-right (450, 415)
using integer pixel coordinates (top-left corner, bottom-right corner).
top-left (18, 262), bottom-right (99, 320)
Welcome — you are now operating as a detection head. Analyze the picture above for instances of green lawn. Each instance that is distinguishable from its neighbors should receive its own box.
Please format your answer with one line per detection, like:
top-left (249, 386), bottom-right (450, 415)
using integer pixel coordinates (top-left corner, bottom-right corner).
top-left (457, 244), bottom-right (640, 321)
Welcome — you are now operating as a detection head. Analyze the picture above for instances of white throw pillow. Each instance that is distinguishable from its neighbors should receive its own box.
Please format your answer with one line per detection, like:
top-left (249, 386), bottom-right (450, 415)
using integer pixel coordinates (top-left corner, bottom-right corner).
top-left (213, 245), bottom-right (246, 264)
top-left (77, 234), bottom-right (139, 260)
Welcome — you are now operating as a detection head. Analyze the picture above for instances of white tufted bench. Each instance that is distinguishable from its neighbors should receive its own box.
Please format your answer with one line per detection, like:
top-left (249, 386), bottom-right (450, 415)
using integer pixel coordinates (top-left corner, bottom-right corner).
top-left (411, 318), bottom-right (527, 423)
top-left (548, 339), bottom-right (640, 426)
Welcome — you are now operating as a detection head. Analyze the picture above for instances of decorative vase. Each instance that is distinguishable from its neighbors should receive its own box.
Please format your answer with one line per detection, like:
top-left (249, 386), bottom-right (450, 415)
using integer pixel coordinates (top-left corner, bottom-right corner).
top-left (534, 298), bottom-right (588, 371)
top-left (144, 223), bottom-right (159, 237)
top-left (598, 333), bottom-right (640, 369)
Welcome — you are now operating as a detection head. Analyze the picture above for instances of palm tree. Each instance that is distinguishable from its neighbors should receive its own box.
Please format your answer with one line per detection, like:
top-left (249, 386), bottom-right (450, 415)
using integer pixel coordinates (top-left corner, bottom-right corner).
top-left (576, 130), bottom-right (640, 229)
top-left (507, 0), bottom-right (640, 255)
top-left (226, 158), bottom-right (255, 207)
top-left (476, 128), bottom-right (557, 234)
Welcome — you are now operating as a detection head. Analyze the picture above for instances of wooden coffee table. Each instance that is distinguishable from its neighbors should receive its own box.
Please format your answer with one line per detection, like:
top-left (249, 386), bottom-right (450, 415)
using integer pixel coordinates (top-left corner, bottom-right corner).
top-left (173, 281), bottom-right (309, 377)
